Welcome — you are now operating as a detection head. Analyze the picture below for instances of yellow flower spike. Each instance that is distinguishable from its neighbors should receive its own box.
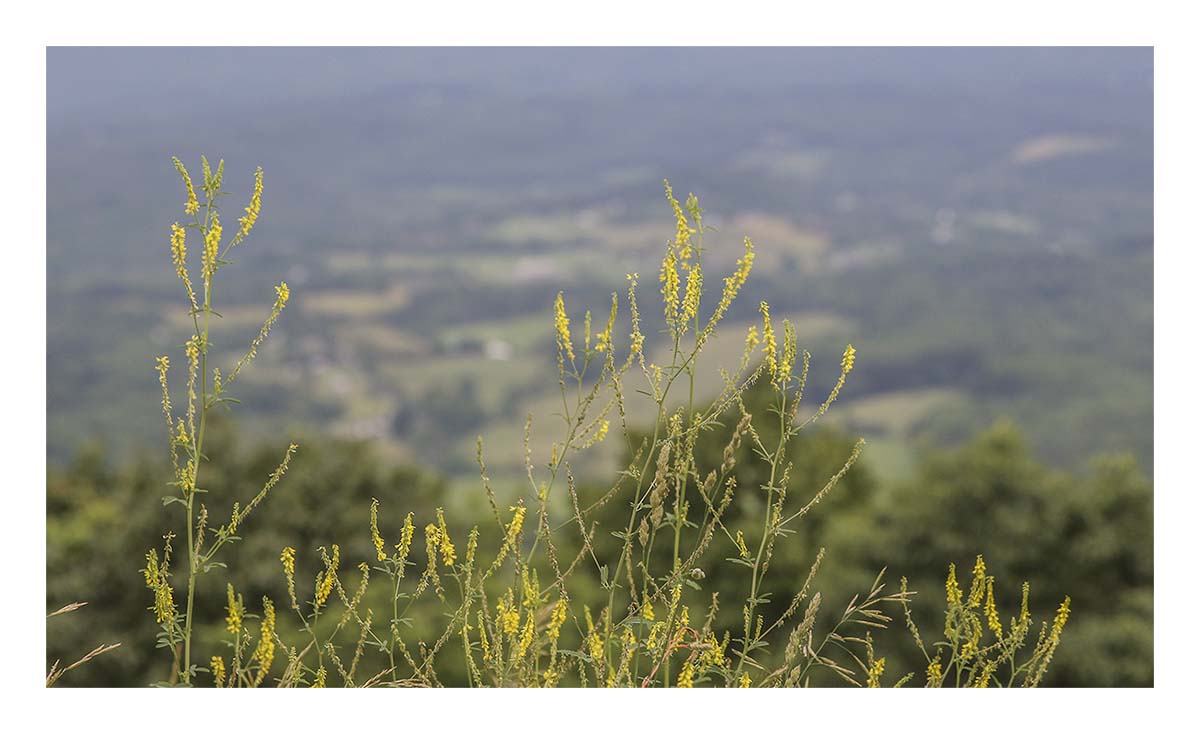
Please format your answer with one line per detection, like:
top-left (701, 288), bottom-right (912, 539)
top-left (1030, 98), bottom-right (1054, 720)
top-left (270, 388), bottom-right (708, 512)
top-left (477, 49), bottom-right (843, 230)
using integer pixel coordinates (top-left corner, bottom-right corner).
top-left (553, 291), bottom-right (575, 364)
top-left (581, 420), bottom-right (609, 449)
top-left (210, 656), bottom-right (226, 687)
top-left (315, 545), bottom-right (339, 607)
top-left (841, 343), bottom-right (857, 373)
top-left (497, 591), bottom-right (520, 635)
top-left (169, 223), bottom-right (198, 309)
top-left (681, 264), bottom-right (703, 325)
top-left (745, 325), bottom-right (760, 351)
top-left (866, 657), bottom-right (886, 688)
top-left (499, 504), bottom-right (526, 561)
top-left (642, 600), bottom-right (655, 622)
top-left (394, 512), bottom-right (415, 575)
top-left (759, 301), bottom-right (778, 378)
top-left (735, 530), bottom-right (751, 560)
top-left (516, 615), bottom-right (536, 659)
top-left (464, 526), bottom-right (479, 570)
top-left (926, 656), bottom-right (943, 687)
top-left (280, 546), bottom-right (297, 609)
top-left (587, 627), bottom-right (605, 663)
top-left (435, 507), bottom-right (456, 567)
top-left (778, 320), bottom-right (797, 388)
top-left (974, 659), bottom-right (998, 688)
top-left (172, 157), bottom-right (200, 215)
top-left (225, 582), bottom-right (244, 634)
top-left (274, 281), bottom-right (290, 308)
top-left (646, 621), bottom-right (665, 651)
top-left (738, 672), bottom-right (752, 688)
top-left (311, 666), bottom-right (327, 688)
top-left (627, 272), bottom-right (644, 358)
top-left (967, 555), bottom-right (987, 608)
top-left (1017, 581), bottom-right (1031, 628)
top-left (202, 213), bottom-right (222, 282)
top-left (1050, 596), bottom-right (1071, 642)
top-left (595, 292), bottom-right (618, 353)
top-left (478, 611), bottom-right (492, 662)
top-left (369, 498), bottom-right (386, 562)
top-left (985, 577), bottom-right (1003, 639)
top-left (664, 179), bottom-right (696, 265)
top-left (252, 596), bottom-right (276, 686)
top-left (236, 166), bottom-right (264, 243)
top-left (142, 548), bottom-right (175, 624)
top-left (817, 343), bottom-right (857, 413)
top-left (701, 237), bottom-right (756, 345)
top-left (660, 247), bottom-right (680, 324)
top-left (676, 660), bottom-right (695, 688)
top-left (547, 598), bottom-right (569, 642)
top-left (945, 562), bottom-right (963, 606)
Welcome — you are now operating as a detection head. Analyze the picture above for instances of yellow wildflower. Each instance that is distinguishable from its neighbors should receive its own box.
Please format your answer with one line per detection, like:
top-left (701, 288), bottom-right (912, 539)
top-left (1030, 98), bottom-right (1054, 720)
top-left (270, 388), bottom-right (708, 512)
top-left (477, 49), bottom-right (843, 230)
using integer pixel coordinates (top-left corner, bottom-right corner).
top-left (967, 555), bottom-right (987, 608)
top-left (210, 656), bottom-right (226, 687)
top-left (280, 546), bottom-right (297, 608)
top-left (681, 265), bottom-right (703, 325)
top-left (169, 223), bottom-right (197, 308)
top-left (974, 659), bottom-right (998, 688)
top-left (582, 419), bottom-right (610, 448)
top-left (841, 343), bottom-right (857, 373)
top-left (701, 237), bottom-right (756, 346)
top-left (225, 582), bottom-right (243, 634)
top-left (516, 615), bottom-right (536, 659)
top-left (926, 656), bottom-right (943, 687)
top-left (311, 665), bottom-right (327, 688)
top-left (202, 213), bottom-right (222, 281)
top-left (760, 302), bottom-right (777, 377)
top-left (745, 325), bottom-right (759, 350)
top-left (548, 598), bottom-right (569, 642)
top-left (478, 612), bottom-right (492, 662)
top-left (945, 563), bottom-right (962, 605)
top-left (252, 596), bottom-right (276, 686)
top-left (660, 247), bottom-right (680, 323)
top-left (866, 657), bottom-right (886, 688)
top-left (553, 292), bottom-right (575, 363)
top-left (735, 530), bottom-right (751, 560)
top-left (985, 578), bottom-right (1003, 639)
top-left (315, 545), bottom-right (339, 607)
top-left (1050, 596), bottom-right (1071, 643)
top-left (142, 548), bottom-right (175, 624)
top-left (738, 672), bottom-right (751, 688)
top-left (237, 166), bottom-right (263, 242)
top-left (395, 512), bottom-right (415, 575)
top-left (172, 157), bottom-right (200, 215)
top-left (627, 272), bottom-right (644, 357)
top-left (664, 179), bottom-right (695, 264)
top-left (436, 507), bottom-right (456, 567)
top-left (498, 592), bottom-right (520, 635)
top-left (501, 504), bottom-right (526, 557)
top-left (370, 499), bottom-right (386, 561)
top-left (676, 660), bottom-right (695, 688)
top-left (699, 632), bottom-right (725, 667)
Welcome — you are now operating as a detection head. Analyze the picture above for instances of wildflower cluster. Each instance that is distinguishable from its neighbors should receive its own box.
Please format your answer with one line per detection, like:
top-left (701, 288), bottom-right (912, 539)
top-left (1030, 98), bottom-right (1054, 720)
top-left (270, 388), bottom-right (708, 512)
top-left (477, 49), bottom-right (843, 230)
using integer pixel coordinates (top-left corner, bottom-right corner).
top-left (136, 162), bottom-right (1071, 688)
top-left (902, 555), bottom-right (1071, 688)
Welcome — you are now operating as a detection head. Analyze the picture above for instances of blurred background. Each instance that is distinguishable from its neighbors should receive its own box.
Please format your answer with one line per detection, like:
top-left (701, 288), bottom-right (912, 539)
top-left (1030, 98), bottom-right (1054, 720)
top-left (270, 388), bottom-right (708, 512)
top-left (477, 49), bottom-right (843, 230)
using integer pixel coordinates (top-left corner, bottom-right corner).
top-left (46, 47), bottom-right (1152, 686)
